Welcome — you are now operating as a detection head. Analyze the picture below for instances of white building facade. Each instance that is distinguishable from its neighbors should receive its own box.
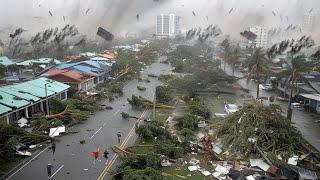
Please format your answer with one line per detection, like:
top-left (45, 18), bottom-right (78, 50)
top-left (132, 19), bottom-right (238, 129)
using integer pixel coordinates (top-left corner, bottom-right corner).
top-left (249, 26), bottom-right (268, 48)
top-left (156, 13), bottom-right (180, 37)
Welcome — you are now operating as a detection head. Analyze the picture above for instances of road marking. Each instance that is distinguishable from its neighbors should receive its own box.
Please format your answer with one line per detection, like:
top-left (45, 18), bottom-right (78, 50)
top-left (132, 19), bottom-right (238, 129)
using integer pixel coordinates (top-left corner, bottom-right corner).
top-left (94, 127), bottom-right (102, 135)
top-left (89, 135), bottom-right (95, 139)
top-left (97, 110), bottom-right (148, 180)
top-left (7, 146), bottom-right (50, 179)
top-left (49, 165), bottom-right (64, 179)
top-left (102, 123), bottom-right (106, 127)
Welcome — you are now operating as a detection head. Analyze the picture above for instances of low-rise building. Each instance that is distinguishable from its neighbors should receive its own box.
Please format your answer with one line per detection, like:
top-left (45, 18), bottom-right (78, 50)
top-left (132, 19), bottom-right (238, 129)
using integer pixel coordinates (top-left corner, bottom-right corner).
top-left (42, 70), bottom-right (94, 92)
top-left (0, 77), bottom-right (70, 124)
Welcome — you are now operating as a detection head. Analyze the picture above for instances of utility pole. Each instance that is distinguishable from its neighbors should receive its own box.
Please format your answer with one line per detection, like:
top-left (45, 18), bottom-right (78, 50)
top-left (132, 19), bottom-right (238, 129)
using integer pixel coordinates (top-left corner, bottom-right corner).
top-left (45, 83), bottom-right (50, 116)
top-left (153, 92), bottom-right (156, 120)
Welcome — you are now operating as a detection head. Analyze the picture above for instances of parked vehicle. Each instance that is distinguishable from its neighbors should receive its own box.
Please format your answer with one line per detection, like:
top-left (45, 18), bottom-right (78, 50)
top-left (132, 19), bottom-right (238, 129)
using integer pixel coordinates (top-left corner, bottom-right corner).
top-left (224, 104), bottom-right (239, 114)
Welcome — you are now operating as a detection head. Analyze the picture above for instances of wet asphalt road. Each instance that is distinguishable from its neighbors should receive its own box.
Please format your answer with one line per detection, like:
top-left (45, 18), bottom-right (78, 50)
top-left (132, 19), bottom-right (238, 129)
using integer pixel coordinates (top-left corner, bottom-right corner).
top-left (8, 56), bottom-right (172, 180)
top-left (222, 61), bottom-right (320, 151)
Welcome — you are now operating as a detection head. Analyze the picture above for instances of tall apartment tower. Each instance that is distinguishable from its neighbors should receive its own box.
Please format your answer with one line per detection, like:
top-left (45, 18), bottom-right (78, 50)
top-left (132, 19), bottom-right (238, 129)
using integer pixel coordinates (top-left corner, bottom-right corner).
top-left (156, 13), bottom-right (180, 37)
top-left (249, 26), bottom-right (268, 48)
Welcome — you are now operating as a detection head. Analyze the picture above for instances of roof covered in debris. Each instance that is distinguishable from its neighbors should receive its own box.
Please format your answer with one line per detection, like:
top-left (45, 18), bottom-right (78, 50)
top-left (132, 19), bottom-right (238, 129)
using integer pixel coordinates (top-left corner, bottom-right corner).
top-left (0, 56), bottom-right (14, 66)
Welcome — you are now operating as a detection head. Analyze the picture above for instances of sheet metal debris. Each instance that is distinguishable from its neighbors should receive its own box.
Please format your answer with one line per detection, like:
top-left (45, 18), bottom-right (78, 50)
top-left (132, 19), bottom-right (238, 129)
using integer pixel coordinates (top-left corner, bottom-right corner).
top-left (97, 27), bottom-right (114, 42)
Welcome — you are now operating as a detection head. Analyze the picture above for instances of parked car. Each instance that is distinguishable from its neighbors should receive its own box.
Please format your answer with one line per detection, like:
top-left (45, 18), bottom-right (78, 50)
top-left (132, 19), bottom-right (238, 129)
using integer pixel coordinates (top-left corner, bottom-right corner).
top-left (224, 104), bottom-right (239, 114)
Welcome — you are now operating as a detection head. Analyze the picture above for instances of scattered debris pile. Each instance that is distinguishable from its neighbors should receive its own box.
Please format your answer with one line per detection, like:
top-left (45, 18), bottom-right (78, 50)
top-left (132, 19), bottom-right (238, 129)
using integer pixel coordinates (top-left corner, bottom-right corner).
top-left (214, 105), bottom-right (320, 178)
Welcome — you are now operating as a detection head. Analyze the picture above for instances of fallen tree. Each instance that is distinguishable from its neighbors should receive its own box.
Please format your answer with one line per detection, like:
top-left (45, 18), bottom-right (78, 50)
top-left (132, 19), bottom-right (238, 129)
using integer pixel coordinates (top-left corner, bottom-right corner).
top-left (127, 95), bottom-right (175, 109)
top-left (217, 104), bottom-right (320, 165)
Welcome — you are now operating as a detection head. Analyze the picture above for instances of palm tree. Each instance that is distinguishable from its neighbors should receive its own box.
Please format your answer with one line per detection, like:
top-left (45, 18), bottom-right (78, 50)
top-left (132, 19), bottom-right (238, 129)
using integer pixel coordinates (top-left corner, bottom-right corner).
top-left (278, 55), bottom-right (311, 120)
top-left (230, 45), bottom-right (242, 75)
top-left (220, 38), bottom-right (231, 72)
top-left (244, 48), bottom-right (269, 99)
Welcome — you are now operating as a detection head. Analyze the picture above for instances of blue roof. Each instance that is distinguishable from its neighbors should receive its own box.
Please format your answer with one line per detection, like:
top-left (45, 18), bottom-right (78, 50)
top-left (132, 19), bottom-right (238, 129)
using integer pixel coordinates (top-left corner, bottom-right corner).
top-left (71, 65), bottom-right (104, 76)
top-left (84, 60), bottom-right (101, 69)
top-left (0, 56), bottom-right (14, 66)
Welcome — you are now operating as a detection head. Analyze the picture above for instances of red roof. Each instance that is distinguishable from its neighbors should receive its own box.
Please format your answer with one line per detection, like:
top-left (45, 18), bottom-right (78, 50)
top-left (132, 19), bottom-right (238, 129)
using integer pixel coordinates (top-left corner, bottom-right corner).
top-left (43, 70), bottom-right (93, 83)
top-left (99, 52), bottom-right (116, 59)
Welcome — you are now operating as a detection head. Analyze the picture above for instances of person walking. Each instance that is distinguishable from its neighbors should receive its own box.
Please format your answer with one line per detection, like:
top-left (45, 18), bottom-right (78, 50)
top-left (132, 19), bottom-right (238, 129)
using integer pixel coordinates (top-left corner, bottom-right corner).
top-left (92, 148), bottom-right (100, 164)
top-left (116, 132), bottom-right (122, 144)
top-left (51, 142), bottom-right (56, 156)
top-left (46, 163), bottom-right (53, 179)
top-left (103, 148), bottom-right (109, 165)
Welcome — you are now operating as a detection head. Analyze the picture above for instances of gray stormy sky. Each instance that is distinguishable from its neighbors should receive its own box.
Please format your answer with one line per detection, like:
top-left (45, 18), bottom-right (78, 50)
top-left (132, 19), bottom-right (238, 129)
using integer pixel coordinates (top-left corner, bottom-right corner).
top-left (0, 0), bottom-right (319, 41)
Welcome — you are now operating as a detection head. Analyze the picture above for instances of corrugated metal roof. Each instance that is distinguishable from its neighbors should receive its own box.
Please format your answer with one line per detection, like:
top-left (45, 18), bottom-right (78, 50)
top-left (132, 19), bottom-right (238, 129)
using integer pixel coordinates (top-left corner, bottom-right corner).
top-left (0, 104), bottom-right (12, 115)
top-left (44, 70), bottom-right (93, 83)
top-left (8, 77), bottom-right (69, 98)
top-left (0, 86), bottom-right (40, 102)
top-left (27, 77), bottom-right (70, 94)
top-left (90, 57), bottom-right (109, 61)
top-left (84, 60), bottom-right (101, 69)
top-left (12, 83), bottom-right (55, 98)
top-left (17, 58), bottom-right (62, 66)
top-left (72, 65), bottom-right (104, 76)
top-left (0, 56), bottom-right (14, 66)
top-left (0, 91), bottom-right (30, 109)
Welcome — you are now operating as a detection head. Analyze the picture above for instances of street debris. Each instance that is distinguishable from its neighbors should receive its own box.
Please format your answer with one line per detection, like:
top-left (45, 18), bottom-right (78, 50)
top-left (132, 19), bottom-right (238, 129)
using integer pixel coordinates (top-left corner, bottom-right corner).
top-left (49, 126), bottom-right (66, 137)
top-left (240, 30), bottom-right (257, 41)
top-left (137, 86), bottom-right (146, 91)
top-left (17, 117), bottom-right (28, 128)
top-left (16, 150), bottom-right (32, 156)
top-left (96, 27), bottom-right (114, 42)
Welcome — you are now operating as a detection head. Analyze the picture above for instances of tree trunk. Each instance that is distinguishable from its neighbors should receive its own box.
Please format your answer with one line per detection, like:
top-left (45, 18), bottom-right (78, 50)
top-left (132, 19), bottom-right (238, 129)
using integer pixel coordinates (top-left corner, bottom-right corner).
top-left (256, 70), bottom-right (260, 99)
top-left (287, 71), bottom-right (296, 120)
top-left (223, 61), bottom-right (226, 72)
top-left (232, 64), bottom-right (235, 75)
top-left (287, 81), bottom-right (295, 120)
top-left (256, 81), bottom-right (260, 99)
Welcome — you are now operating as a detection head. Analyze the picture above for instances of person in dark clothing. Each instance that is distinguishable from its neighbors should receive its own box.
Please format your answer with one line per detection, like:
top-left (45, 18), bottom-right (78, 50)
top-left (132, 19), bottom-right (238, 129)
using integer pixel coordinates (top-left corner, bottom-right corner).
top-left (103, 149), bottom-right (109, 161)
top-left (46, 163), bottom-right (53, 179)
top-left (51, 142), bottom-right (56, 155)
top-left (116, 132), bottom-right (122, 143)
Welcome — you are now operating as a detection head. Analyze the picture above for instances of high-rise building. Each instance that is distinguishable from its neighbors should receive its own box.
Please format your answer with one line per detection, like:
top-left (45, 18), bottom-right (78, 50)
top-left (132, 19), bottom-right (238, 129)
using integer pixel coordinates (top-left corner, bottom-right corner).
top-left (156, 14), bottom-right (180, 37)
top-left (303, 12), bottom-right (316, 31)
top-left (249, 26), bottom-right (268, 48)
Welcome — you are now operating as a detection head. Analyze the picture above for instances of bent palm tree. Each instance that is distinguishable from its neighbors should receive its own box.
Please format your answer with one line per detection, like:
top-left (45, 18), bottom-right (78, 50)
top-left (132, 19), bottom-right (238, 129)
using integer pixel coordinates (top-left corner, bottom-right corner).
top-left (244, 48), bottom-right (268, 99)
top-left (278, 55), bottom-right (312, 120)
